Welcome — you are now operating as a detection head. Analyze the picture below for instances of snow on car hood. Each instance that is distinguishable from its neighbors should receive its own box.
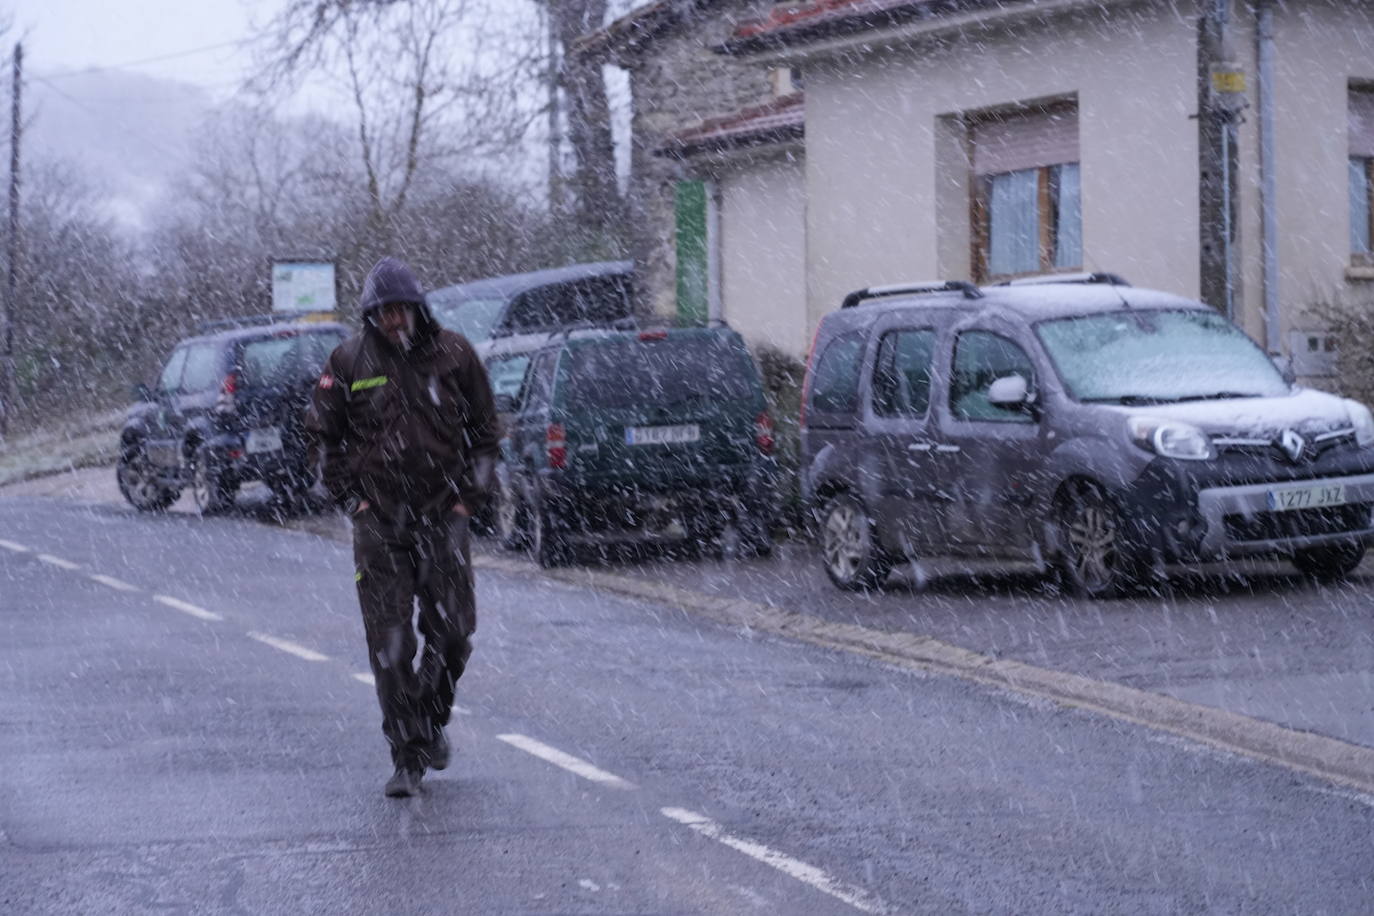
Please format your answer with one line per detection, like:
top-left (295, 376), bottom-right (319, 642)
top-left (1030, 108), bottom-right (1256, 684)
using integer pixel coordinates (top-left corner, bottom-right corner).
top-left (1110, 388), bottom-right (1352, 438)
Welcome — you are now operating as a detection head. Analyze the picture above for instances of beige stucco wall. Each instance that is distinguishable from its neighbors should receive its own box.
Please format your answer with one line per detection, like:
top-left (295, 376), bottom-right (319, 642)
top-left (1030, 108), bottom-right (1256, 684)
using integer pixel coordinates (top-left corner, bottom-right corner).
top-left (801, 2), bottom-right (1199, 337)
top-left (1230, 0), bottom-right (1374, 356)
top-left (719, 152), bottom-right (809, 357)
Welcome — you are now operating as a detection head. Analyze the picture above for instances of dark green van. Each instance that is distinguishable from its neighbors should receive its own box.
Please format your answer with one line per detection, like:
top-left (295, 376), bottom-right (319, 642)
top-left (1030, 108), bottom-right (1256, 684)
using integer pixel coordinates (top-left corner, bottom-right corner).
top-left (496, 326), bottom-right (777, 566)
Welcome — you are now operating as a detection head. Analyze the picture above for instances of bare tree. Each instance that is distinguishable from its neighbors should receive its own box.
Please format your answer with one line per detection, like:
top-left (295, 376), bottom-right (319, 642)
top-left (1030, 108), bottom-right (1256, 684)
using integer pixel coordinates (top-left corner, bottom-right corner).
top-left (251, 0), bottom-right (545, 247)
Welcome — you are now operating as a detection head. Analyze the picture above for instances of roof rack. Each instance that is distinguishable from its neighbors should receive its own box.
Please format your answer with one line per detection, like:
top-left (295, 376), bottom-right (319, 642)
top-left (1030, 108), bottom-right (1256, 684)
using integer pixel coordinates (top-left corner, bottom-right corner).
top-left (996, 272), bottom-right (1131, 288)
top-left (840, 280), bottom-right (983, 309)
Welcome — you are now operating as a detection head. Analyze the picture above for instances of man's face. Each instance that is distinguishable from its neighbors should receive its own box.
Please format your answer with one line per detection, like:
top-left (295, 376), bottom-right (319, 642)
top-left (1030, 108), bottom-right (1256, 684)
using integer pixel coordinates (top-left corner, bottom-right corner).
top-left (377, 302), bottom-right (417, 348)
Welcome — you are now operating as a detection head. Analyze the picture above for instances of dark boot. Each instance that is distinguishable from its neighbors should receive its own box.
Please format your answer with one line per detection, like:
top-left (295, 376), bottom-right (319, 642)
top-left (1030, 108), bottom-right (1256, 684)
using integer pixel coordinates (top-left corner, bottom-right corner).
top-left (384, 766), bottom-right (423, 798)
top-left (425, 729), bottom-right (450, 771)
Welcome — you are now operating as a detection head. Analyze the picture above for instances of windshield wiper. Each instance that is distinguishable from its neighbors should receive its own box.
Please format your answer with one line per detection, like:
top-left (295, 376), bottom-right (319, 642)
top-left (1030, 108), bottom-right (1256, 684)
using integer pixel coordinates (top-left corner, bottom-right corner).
top-left (1083, 394), bottom-right (1176, 405)
top-left (1173, 391), bottom-right (1263, 402)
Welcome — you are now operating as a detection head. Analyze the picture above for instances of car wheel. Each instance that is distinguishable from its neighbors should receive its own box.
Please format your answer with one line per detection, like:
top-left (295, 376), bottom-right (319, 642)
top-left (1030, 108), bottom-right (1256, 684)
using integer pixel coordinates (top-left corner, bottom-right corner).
top-left (496, 472), bottom-right (526, 551)
top-left (737, 506), bottom-right (774, 559)
top-left (1055, 480), bottom-right (1136, 599)
top-left (529, 496), bottom-right (569, 568)
top-left (116, 439), bottom-right (177, 512)
top-left (820, 493), bottom-right (890, 590)
top-left (189, 446), bottom-right (236, 516)
top-left (1292, 541), bottom-right (1366, 582)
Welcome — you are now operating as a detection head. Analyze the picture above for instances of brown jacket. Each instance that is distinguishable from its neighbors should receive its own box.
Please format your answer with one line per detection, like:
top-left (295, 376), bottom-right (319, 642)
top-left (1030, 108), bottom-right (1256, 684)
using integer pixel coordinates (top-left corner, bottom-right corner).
top-left (307, 259), bottom-right (499, 521)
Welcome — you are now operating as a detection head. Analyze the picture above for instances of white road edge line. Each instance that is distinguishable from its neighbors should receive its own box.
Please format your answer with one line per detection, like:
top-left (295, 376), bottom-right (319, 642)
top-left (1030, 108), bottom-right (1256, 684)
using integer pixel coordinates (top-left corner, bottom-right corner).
top-left (153, 595), bottom-right (223, 622)
top-left (36, 553), bottom-right (79, 570)
top-left (495, 734), bottom-right (636, 790)
top-left (660, 808), bottom-right (889, 915)
top-left (0, 539), bottom-right (29, 552)
top-left (247, 631), bottom-right (329, 662)
top-left (89, 574), bottom-right (139, 592)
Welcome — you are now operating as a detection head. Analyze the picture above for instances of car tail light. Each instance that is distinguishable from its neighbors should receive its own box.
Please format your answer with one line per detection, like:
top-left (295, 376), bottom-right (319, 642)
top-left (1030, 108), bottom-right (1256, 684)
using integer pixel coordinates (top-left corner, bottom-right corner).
top-left (638, 330), bottom-right (669, 341)
top-left (547, 423), bottom-right (567, 469)
top-left (215, 373), bottom-right (238, 413)
top-left (755, 411), bottom-right (775, 455)
top-left (799, 324), bottom-right (822, 427)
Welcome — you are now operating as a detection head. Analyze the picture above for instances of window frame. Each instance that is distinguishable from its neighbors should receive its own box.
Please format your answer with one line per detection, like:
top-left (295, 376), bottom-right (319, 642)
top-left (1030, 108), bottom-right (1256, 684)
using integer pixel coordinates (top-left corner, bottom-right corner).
top-left (1351, 155), bottom-right (1374, 266)
top-left (972, 162), bottom-right (1082, 282)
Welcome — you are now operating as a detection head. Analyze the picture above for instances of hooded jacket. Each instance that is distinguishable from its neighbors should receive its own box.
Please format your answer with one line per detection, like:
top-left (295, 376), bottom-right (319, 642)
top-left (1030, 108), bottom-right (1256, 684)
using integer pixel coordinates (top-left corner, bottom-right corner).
top-left (307, 257), bottom-right (499, 520)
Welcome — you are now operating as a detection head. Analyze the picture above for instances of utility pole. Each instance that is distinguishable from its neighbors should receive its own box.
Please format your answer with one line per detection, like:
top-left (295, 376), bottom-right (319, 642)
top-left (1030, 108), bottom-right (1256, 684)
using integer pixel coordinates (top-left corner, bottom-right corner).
top-left (545, 2), bottom-right (563, 223)
top-left (1198, 0), bottom-right (1245, 320)
top-left (0, 42), bottom-right (20, 440)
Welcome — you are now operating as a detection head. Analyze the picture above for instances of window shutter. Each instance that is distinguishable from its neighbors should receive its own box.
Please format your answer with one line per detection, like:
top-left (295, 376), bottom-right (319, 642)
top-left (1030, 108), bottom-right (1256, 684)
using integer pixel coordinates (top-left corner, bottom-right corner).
top-left (972, 107), bottom-right (1079, 176)
top-left (1349, 89), bottom-right (1374, 157)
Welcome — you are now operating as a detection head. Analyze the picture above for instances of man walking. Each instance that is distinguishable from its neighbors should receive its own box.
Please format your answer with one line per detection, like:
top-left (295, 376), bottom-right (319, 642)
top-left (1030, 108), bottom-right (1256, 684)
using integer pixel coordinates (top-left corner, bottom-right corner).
top-left (308, 256), bottom-right (499, 798)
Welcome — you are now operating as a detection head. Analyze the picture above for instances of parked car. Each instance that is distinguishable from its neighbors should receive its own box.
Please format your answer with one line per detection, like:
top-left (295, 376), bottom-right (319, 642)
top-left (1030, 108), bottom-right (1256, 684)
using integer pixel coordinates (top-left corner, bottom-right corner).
top-left (497, 325), bottom-right (777, 566)
top-left (117, 316), bottom-right (348, 514)
top-left (800, 274), bottom-right (1374, 597)
top-left (426, 260), bottom-right (633, 346)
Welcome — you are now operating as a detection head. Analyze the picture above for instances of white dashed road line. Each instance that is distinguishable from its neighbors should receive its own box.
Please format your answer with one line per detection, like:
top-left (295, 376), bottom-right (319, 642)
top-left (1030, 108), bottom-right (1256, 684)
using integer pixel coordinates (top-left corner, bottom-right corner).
top-left (36, 553), bottom-right (79, 570)
top-left (0, 539), bottom-right (29, 552)
top-left (154, 595), bottom-right (223, 622)
top-left (247, 631), bottom-right (330, 662)
top-left (495, 734), bottom-right (637, 790)
top-left (89, 573), bottom-right (139, 592)
top-left (660, 808), bottom-right (889, 915)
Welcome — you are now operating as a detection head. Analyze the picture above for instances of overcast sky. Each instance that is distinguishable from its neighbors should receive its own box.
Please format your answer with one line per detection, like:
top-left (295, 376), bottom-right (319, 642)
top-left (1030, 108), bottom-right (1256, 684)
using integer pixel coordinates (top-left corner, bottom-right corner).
top-left (9, 0), bottom-right (273, 92)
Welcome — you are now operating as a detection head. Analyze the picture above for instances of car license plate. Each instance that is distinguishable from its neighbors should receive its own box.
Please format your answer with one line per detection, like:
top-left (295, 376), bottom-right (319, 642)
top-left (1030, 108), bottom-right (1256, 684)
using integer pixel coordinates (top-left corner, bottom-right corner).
top-left (1265, 483), bottom-right (1347, 512)
top-left (625, 424), bottom-right (700, 446)
top-left (245, 427), bottom-right (283, 454)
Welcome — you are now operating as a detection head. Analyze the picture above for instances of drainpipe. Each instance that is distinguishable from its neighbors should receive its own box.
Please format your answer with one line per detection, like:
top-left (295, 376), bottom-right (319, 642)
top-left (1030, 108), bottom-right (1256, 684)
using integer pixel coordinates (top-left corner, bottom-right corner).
top-left (1258, 0), bottom-right (1281, 355)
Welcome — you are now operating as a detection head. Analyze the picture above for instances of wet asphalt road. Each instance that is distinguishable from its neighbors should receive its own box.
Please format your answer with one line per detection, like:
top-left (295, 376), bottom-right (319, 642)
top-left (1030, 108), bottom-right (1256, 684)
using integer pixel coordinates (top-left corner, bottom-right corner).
top-left (623, 541), bottom-right (1374, 749)
top-left (2, 496), bottom-right (1374, 914)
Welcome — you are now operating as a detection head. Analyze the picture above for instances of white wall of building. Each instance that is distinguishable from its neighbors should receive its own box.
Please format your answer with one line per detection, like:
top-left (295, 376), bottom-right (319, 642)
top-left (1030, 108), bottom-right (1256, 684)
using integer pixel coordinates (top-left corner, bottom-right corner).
top-left (719, 152), bottom-right (810, 357)
top-left (801, 2), bottom-right (1198, 335)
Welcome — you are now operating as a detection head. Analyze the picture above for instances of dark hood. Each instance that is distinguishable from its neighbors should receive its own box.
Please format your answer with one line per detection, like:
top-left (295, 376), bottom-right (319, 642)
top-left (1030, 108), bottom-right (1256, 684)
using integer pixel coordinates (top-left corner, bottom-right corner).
top-left (357, 256), bottom-right (440, 344)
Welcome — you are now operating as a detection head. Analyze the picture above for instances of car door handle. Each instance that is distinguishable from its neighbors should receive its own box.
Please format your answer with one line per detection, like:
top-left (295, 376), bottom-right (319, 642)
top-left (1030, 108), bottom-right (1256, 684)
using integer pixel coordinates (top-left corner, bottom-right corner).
top-left (907, 443), bottom-right (933, 452)
top-left (935, 444), bottom-right (961, 454)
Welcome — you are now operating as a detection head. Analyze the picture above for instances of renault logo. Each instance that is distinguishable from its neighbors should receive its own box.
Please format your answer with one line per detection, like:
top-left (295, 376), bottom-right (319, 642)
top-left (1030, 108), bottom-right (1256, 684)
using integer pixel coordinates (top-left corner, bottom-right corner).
top-left (1279, 429), bottom-right (1308, 463)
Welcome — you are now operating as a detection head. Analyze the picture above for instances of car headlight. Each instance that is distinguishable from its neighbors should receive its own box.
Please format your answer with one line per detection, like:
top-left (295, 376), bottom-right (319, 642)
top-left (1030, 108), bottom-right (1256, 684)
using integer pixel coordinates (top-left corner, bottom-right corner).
top-left (1127, 417), bottom-right (1214, 461)
top-left (1345, 399), bottom-right (1374, 447)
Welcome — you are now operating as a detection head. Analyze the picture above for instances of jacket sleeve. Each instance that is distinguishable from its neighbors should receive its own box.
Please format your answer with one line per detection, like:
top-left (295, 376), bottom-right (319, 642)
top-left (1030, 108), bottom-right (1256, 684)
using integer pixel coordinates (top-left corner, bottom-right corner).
top-left (305, 347), bottom-right (360, 512)
top-left (456, 343), bottom-right (501, 512)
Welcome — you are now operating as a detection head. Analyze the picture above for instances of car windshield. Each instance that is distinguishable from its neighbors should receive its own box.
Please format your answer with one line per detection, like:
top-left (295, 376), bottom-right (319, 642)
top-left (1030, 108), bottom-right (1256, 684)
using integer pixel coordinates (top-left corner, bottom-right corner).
top-left (428, 296), bottom-right (505, 342)
top-left (1034, 309), bottom-right (1290, 404)
top-left (562, 335), bottom-right (757, 409)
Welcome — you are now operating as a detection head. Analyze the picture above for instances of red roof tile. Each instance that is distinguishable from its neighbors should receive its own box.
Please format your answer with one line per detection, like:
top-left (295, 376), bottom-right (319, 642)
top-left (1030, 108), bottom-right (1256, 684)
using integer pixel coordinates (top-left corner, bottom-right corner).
top-left (660, 92), bottom-right (805, 158)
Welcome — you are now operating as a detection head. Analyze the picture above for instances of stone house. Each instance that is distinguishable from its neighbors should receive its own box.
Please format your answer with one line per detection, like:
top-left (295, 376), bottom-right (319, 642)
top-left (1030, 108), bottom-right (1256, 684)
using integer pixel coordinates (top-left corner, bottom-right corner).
top-left (585, 0), bottom-right (1374, 373)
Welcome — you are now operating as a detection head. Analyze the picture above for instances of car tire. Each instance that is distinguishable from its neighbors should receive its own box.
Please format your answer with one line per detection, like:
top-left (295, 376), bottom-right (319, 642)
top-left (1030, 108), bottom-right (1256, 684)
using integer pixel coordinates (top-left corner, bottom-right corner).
top-left (530, 495), bottom-right (570, 568)
top-left (738, 508), bottom-right (774, 559)
top-left (495, 471), bottom-right (526, 551)
top-left (189, 446), bottom-right (236, 516)
top-left (116, 439), bottom-right (177, 513)
top-left (1291, 541), bottom-right (1366, 582)
top-left (819, 493), bottom-right (891, 591)
top-left (1055, 479), bottom-right (1138, 599)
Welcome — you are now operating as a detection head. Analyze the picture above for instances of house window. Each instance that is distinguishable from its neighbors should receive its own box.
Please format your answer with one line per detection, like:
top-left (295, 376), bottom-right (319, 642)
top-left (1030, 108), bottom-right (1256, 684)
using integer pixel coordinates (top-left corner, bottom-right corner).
top-left (970, 105), bottom-right (1081, 280)
top-left (1349, 88), bottom-right (1374, 263)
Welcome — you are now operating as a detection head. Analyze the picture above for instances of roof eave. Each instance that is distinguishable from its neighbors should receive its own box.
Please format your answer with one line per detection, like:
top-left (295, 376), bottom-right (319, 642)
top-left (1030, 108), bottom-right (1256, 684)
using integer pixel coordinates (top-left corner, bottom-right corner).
top-left (657, 124), bottom-right (806, 162)
top-left (714, 0), bottom-right (1141, 65)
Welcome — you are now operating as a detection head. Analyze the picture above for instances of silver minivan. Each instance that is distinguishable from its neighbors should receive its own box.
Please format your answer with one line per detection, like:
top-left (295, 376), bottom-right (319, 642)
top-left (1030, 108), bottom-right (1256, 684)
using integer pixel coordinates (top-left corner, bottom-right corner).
top-left (800, 275), bottom-right (1374, 597)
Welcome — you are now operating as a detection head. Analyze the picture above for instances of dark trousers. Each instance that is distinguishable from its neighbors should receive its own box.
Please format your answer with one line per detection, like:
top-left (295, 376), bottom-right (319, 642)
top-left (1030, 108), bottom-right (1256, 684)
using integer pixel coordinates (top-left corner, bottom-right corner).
top-left (353, 509), bottom-right (475, 770)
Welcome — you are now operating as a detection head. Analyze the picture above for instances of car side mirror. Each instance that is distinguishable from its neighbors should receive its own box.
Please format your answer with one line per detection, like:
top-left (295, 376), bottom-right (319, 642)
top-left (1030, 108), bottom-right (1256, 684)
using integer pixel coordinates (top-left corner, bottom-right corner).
top-left (987, 374), bottom-right (1031, 410)
top-left (131, 382), bottom-right (154, 402)
top-left (492, 392), bottom-right (516, 414)
top-left (1269, 351), bottom-right (1297, 386)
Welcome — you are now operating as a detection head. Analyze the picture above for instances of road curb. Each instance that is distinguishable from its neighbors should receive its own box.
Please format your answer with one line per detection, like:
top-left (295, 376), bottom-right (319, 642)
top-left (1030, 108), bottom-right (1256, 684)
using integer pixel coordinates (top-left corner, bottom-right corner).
top-left (287, 515), bottom-right (1374, 796)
